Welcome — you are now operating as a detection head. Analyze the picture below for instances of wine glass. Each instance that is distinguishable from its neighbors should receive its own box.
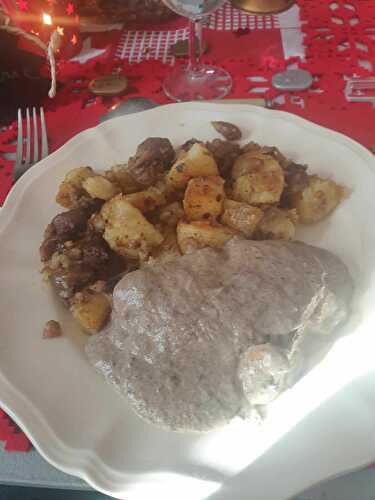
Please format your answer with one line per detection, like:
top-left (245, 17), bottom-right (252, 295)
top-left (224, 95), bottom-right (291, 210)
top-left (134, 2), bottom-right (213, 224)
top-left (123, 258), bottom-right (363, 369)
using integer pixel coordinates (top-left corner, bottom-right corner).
top-left (162, 0), bottom-right (232, 101)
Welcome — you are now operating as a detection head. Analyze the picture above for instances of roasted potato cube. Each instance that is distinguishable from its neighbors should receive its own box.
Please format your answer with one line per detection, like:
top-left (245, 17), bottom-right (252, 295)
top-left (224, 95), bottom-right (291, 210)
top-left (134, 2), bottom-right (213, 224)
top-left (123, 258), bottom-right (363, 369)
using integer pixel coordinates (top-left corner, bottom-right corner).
top-left (232, 152), bottom-right (271, 180)
top-left (105, 164), bottom-right (143, 194)
top-left (101, 194), bottom-right (163, 259)
top-left (159, 202), bottom-right (185, 227)
top-left (56, 166), bottom-right (94, 208)
top-left (290, 175), bottom-right (347, 224)
top-left (71, 291), bottom-right (111, 333)
top-left (221, 200), bottom-right (263, 237)
top-left (150, 227), bottom-right (181, 262)
top-left (233, 173), bottom-right (283, 205)
top-left (183, 176), bottom-right (225, 221)
top-left (257, 207), bottom-right (298, 240)
top-left (82, 175), bottom-right (120, 201)
top-left (232, 153), bottom-right (284, 205)
top-left (167, 143), bottom-right (219, 189)
top-left (241, 143), bottom-right (290, 170)
top-left (177, 220), bottom-right (237, 254)
top-left (232, 155), bottom-right (284, 206)
top-left (124, 186), bottom-right (166, 213)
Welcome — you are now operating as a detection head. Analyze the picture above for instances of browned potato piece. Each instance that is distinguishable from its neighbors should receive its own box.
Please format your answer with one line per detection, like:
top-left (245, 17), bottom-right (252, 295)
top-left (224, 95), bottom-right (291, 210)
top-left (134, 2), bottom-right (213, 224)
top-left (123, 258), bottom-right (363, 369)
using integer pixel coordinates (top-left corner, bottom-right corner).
top-left (167, 143), bottom-right (219, 189)
top-left (232, 153), bottom-right (271, 180)
top-left (233, 173), bottom-right (283, 205)
top-left (257, 207), bottom-right (298, 240)
top-left (124, 186), bottom-right (166, 213)
top-left (159, 201), bottom-right (185, 227)
top-left (150, 227), bottom-right (181, 263)
top-left (71, 290), bottom-right (111, 333)
top-left (290, 175), bottom-right (347, 224)
top-left (183, 176), bottom-right (225, 221)
top-left (101, 194), bottom-right (163, 260)
top-left (232, 155), bottom-right (285, 205)
top-left (56, 166), bottom-right (94, 208)
top-left (241, 143), bottom-right (291, 170)
top-left (105, 164), bottom-right (143, 194)
top-left (177, 220), bottom-right (237, 254)
top-left (221, 200), bottom-right (263, 237)
top-left (64, 166), bottom-right (94, 185)
top-left (82, 175), bottom-right (120, 201)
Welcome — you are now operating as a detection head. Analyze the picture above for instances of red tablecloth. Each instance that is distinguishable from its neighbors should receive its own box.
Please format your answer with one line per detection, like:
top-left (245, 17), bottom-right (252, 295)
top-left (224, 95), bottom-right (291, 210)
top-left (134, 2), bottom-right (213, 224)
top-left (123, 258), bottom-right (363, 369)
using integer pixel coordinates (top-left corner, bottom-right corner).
top-left (0, 0), bottom-right (375, 452)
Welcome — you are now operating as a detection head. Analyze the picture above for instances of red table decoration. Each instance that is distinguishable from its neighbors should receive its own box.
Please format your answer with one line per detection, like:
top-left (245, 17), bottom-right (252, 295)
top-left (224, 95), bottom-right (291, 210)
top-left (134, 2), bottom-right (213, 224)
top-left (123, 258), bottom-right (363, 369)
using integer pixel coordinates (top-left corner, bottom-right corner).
top-left (1, 0), bottom-right (81, 58)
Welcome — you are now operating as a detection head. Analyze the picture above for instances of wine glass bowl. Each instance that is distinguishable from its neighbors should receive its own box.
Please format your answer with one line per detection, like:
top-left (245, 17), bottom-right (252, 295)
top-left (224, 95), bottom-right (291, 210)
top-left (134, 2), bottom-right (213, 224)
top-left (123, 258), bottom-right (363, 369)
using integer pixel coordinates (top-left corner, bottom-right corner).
top-left (162, 0), bottom-right (226, 18)
top-left (161, 0), bottom-right (232, 102)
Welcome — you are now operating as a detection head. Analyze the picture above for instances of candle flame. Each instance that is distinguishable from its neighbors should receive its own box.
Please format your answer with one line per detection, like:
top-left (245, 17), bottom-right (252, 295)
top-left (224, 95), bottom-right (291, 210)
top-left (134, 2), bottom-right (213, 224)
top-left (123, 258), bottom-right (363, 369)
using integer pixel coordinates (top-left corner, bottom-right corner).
top-left (42, 13), bottom-right (52, 25)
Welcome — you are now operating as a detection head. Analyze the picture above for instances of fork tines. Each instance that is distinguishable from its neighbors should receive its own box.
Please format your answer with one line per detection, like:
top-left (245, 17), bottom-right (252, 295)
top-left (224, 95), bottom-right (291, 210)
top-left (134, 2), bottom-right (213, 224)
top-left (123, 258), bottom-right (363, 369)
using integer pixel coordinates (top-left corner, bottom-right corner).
top-left (14, 107), bottom-right (49, 182)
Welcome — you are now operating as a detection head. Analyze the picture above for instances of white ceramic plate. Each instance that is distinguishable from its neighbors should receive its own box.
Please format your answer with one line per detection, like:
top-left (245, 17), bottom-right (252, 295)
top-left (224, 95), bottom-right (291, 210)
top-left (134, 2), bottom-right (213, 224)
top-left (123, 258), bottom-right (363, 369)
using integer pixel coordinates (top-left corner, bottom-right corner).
top-left (1, 103), bottom-right (375, 500)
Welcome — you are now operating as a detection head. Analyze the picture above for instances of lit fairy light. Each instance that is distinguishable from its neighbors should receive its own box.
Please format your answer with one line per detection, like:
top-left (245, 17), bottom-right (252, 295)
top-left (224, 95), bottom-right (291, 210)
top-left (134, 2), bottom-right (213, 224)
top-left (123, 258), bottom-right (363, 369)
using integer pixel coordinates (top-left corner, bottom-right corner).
top-left (42, 12), bottom-right (52, 25)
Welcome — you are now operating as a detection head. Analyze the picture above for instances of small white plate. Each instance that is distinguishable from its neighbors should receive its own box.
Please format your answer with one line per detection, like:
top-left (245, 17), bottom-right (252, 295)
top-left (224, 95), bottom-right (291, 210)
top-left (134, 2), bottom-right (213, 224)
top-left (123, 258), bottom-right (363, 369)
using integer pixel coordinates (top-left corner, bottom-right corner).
top-left (1, 103), bottom-right (375, 500)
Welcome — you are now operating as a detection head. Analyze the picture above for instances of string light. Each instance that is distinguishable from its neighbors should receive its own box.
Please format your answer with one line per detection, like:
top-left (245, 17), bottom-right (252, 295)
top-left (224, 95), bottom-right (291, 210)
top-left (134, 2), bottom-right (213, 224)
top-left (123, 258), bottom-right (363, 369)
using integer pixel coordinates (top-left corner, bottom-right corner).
top-left (42, 12), bottom-right (52, 25)
top-left (1, 0), bottom-right (80, 98)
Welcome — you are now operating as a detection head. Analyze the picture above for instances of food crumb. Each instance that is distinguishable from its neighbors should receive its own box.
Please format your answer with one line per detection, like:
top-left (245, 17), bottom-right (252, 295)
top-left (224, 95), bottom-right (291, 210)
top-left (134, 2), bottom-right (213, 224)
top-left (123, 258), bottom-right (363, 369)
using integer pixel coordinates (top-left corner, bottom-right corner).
top-left (43, 320), bottom-right (62, 339)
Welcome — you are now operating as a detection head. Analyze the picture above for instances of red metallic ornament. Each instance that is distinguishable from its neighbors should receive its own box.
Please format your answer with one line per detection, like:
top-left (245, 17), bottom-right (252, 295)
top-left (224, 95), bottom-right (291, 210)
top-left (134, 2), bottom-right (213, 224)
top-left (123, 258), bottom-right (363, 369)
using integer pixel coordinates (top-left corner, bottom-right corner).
top-left (9, 0), bottom-right (81, 58)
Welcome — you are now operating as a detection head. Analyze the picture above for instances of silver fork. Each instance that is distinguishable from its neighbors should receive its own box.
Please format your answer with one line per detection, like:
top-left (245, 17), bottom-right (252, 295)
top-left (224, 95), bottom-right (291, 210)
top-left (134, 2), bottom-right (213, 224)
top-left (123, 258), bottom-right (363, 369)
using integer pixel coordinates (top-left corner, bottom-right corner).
top-left (13, 107), bottom-right (49, 182)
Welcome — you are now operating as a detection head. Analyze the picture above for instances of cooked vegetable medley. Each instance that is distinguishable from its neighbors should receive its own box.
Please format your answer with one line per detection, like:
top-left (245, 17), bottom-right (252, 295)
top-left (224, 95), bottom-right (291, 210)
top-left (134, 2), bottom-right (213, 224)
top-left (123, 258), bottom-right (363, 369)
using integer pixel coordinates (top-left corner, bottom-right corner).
top-left (40, 122), bottom-right (348, 333)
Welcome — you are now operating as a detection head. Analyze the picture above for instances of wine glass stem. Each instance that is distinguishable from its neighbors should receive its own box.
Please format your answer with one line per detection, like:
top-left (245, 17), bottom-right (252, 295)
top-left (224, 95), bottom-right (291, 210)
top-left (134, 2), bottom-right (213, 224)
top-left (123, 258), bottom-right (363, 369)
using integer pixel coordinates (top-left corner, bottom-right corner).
top-left (188, 18), bottom-right (203, 72)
